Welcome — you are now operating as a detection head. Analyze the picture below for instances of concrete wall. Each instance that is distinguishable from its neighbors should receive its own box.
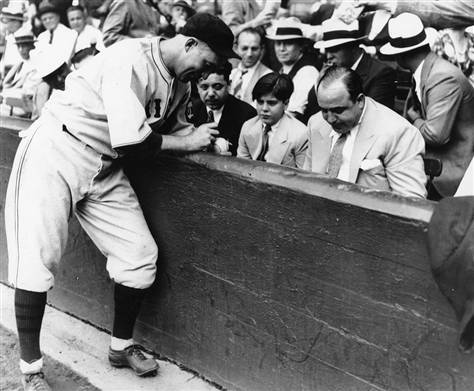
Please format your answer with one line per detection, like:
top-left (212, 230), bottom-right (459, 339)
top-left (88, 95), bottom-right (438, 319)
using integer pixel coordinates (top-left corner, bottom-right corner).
top-left (1, 122), bottom-right (473, 391)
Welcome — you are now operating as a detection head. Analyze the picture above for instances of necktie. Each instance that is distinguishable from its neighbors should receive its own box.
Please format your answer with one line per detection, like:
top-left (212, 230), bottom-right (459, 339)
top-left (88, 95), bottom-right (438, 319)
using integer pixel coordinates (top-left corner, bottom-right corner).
top-left (49, 29), bottom-right (54, 44)
top-left (257, 124), bottom-right (271, 161)
top-left (232, 69), bottom-right (248, 99)
top-left (207, 110), bottom-right (214, 123)
top-left (327, 133), bottom-right (348, 178)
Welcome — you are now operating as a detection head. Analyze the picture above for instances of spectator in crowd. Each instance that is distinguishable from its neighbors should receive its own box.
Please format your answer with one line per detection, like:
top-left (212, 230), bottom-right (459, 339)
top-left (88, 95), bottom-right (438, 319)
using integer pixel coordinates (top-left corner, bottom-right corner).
top-left (359, 0), bottom-right (474, 30)
top-left (432, 27), bottom-right (474, 87)
top-left (0, 5), bottom-right (25, 78)
top-left (189, 61), bottom-right (256, 156)
top-left (229, 27), bottom-right (272, 107)
top-left (304, 66), bottom-right (426, 199)
top-left (36, 0), bottom-right (77, 63)
top-left (306, 17), bottom-right (396, 121)
top-left (1, 28), bottom-right (40, 116)
top-left (33, 47), bottom-right (71, 117)
top-left (381, 13), bottom-right (474, 199)
top-left (101, 0), bottom-right (160, 47)
top-left (221, 0), bottom-right (275, 36)
top-left (170, 0), bottom-right (195, 34)
top-left (267, 19), bottom-right (319, 122)
top-left (67, 4), bottom-right (105, 52)
top-left (238, 73), bottom-right (308, 168)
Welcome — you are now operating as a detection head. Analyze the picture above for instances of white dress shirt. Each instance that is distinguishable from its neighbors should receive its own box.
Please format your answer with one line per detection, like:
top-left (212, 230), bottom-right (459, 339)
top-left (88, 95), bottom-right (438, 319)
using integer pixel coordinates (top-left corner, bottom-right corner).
top-left (75, 24), bottom-right (105, 52)
top-left (37, 23), bottom-right (78, 62)
top-left (413, 59), bottom-right (425, 102)
top-left (261, 116), bottom-right (283, 160)
top-left (205, 104), bottom-right (224, 124)
top-left (329, 101), bottom-right (367, 182)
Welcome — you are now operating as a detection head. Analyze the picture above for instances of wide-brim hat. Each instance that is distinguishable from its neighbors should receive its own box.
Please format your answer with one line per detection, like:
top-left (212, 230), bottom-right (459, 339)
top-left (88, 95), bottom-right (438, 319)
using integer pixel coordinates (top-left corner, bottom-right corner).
top-left (266, 19), bottom-right (308, 41)
top-left (37, 0), bottom-right (60, 18)
top-left (35, 48), bottom-right (67, 78)
top-left (314, 18), bottom-right (366, 49)
top-left (0, 6), bottom-right (25, 22)
top-left (14, 27), bottom-right (36, 45)
top-left (181, 13), bottom-right (240, 59)
top-left (380, 13), bottom-right (431, 55)
top-left (172, 0), bottom-right (196, 17)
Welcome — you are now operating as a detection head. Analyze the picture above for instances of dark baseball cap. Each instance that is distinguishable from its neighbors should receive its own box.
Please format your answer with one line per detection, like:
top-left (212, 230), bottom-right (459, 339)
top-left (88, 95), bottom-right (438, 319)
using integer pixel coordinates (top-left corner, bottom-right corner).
top-left (181, 13), bottom-right (240, 60)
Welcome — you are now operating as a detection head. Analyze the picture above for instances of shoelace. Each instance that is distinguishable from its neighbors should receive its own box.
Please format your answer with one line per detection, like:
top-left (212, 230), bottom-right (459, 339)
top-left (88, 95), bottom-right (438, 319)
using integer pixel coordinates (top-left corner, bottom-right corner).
top-left (127, 344), bottom-right (148, 361)
top-left (25, 372), bottom-right (50, 391)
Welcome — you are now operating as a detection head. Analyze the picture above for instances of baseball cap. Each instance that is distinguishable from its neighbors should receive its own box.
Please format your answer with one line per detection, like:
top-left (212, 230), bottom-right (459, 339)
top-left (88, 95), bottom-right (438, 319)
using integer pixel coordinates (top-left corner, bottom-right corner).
top-left (180, 13), bottom-right (240, 60)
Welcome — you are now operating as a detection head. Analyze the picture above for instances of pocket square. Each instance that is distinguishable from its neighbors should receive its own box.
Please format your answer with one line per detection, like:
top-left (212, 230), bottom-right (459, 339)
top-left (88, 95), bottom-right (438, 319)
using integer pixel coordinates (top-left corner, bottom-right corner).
top-left (360, 158), bottom-right (383, 171)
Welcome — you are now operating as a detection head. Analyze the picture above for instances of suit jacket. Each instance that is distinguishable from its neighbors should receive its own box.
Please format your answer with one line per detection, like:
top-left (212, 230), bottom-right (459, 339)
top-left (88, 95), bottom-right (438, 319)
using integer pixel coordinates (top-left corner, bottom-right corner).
top-left (305, 52), bottom-right (396, 122)
top-left (304, 97), bottom-right (427, 198)
top-left (190, 94), bottom-right (256, 156)
top-left (237, 113), bottom-right (308, 169)
top-left (230, 61), bottom-right (272, 106)
top-left (406, 52), bottom-right (474, 197)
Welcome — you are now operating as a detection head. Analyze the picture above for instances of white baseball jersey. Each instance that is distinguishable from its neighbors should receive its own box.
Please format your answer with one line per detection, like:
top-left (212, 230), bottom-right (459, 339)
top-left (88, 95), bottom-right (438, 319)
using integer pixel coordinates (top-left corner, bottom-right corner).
top-left (45, 37), bottom-right (193, 157)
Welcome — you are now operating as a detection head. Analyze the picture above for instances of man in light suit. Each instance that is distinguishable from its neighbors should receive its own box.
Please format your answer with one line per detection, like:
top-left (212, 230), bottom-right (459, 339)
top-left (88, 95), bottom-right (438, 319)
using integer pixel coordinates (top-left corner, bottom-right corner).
top-left (304, 66), bottom-right (426, 198)
top-left (380, 13), bottom-right (474, 199)
top-left (238, 73), bottom-right (308, 169)
top-left (229, 27), bottom-right (272, 107)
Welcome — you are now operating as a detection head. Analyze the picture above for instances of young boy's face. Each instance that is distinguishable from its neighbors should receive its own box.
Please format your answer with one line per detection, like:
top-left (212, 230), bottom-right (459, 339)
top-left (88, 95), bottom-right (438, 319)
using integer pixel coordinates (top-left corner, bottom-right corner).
top-left (256, 92), bottom-right (287, 126)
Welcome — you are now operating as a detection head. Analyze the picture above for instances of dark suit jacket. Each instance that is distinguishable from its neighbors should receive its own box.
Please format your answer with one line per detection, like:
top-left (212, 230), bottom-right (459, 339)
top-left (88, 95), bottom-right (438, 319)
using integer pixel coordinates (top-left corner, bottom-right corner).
top-left (305, 52), bottom-right (396, 122)
top-left (190, 94), bottom-right (257, 156)
top-left (406, 52), bottom-right (474, 197)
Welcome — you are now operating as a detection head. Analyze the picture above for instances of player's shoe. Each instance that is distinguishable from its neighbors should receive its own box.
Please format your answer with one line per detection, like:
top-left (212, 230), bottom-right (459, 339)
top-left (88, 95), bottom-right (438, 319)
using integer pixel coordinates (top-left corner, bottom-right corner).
top-left (108, 344), bottom-right (159, 376)
top-left (22, 372), bottom-right (52, 391)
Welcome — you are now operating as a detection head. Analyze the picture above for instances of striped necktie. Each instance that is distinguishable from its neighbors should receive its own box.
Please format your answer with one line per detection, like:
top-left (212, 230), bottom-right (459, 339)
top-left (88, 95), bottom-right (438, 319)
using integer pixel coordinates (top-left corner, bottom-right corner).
top-left (232, 69), bottom-right (248, 99)
top-left (207, 110), bottom-right (214, 123)
top-left (326, 133), bottom-right (347, 178)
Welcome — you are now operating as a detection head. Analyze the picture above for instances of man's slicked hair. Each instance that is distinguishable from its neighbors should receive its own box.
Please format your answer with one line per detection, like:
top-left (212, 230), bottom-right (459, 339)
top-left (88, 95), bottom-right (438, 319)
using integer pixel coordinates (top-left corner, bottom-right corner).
top-left (252, 72), bottom-right (294, 102)
top-left (316, 65), bottom-right (364, 102)
top-left (236, 27), bottom-right (265, 47)
top-left (200, 61), bottom-right (233, 83)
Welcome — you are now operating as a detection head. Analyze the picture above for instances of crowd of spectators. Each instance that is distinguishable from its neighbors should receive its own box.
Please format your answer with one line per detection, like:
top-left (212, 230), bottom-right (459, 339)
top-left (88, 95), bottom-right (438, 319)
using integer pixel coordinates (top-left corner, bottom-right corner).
top-left (0, 0), bottom-right (473, 200)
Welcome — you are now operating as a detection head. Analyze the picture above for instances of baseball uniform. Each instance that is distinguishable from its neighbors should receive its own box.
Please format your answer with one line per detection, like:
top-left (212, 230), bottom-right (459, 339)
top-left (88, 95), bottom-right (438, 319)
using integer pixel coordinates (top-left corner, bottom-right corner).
top-left (6, 37), bottom-right (193, 292)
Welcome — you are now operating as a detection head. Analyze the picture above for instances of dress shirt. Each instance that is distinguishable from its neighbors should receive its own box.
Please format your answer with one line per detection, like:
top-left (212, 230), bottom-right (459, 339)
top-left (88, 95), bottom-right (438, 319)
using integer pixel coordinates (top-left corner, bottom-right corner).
top-left (37, 23), bottom-right (78, 62)
top-left (261, 116), bottom-right (283, 160)
top-left (75, 24), bottom-right (105, 52)
top-left (329, 102), bottom-right (367, 182)
top-left (351, 52), bottom-right (364, 70)
top-left (413, 59), bottom-right (425, 102)
top-left (230, 62), bottom-right (258, 97)
top-left (205, 104), bottom-right (224, 124)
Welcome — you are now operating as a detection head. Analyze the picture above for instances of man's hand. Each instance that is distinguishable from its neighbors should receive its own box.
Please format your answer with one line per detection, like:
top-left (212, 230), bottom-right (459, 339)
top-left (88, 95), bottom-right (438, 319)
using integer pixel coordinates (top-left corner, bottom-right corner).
top-left (184, 123), bottom-right (220, 152)
top-left (407, 106), bottom-right (422, 122)
top-left (252, 11), bottom-right (274, 28)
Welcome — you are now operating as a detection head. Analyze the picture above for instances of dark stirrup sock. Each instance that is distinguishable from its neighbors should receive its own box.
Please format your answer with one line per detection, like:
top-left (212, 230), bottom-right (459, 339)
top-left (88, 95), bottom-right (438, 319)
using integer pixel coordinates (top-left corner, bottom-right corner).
top-left (14, 288), bottom-right (47, 363)
top-left (113, 283), bottom-right (146, 340)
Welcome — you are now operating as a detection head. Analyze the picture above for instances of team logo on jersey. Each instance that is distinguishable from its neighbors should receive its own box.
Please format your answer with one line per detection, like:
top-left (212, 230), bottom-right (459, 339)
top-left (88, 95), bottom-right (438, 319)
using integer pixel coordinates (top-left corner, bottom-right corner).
top-left (145, 98), bottom-right (162, 120)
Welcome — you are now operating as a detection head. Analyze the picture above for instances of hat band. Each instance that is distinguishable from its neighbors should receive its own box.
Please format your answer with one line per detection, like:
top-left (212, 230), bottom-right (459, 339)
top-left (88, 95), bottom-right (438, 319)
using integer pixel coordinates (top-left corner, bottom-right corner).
top-left (275, 27), bottom-right (303, 37)
top-left (390, 31), bottom-right (426, 48)
top-left (322, 29), bottom-right (361, 41)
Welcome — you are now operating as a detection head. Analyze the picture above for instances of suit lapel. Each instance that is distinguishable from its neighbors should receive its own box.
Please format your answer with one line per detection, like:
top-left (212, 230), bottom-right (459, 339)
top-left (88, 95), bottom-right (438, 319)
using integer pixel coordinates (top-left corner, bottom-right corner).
top-left (266, 115), bottom-right (289, 164)
top-left (419, 52), bottom-right (437, 119)
top-left (348, 98), bottom-right (377, 182)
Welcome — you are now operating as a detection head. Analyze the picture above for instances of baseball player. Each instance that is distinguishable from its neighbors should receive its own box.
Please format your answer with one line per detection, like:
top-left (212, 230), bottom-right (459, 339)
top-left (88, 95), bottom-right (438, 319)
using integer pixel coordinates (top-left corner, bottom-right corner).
top-left (5, 13), bottom-right (239, 391)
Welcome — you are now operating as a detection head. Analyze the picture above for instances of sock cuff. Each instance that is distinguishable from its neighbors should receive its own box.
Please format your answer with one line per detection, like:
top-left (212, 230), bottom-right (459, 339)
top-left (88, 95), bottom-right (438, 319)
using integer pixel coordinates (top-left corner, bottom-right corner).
top-left (15, 289), bottom-right (47, 306)
top-left (19, 357), bottom-right (43, 375)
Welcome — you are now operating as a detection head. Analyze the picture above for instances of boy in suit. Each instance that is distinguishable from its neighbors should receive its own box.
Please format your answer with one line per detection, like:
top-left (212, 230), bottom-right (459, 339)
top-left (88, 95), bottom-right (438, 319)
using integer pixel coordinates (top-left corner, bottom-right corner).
top-left (237, 73), bottom-right (308, 169)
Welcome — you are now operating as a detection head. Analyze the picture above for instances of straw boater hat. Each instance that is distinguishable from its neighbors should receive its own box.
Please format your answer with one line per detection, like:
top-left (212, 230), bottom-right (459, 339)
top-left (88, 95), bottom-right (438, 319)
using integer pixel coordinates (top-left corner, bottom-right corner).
top-left (13, 27), bottom-right (36, 45)
top-left (0, 5), bottom-right (25, 22)
top-left (314, 18), bottom-right (366, 49)
top-left (379, 13), bottom-right (431, 55)
top-left (35, 48), bottom-right (67, 78)
top-left (266, 19), bottom-right (308, 41)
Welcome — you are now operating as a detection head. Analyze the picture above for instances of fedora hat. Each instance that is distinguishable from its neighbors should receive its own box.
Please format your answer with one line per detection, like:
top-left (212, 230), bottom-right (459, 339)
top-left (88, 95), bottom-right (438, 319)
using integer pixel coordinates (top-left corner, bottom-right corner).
top-left (314, 18), bottom-right (366, 49)
top-left (0, 6), bottom-right (25, 22)
top-left (171, 0), bottom-right (196, 17)
top-left (266, 19), bottom-right (307, 41)
top-left (380, 13), bottom-right (430, 55)
top-left (37, 0), bottom-right (60, 18)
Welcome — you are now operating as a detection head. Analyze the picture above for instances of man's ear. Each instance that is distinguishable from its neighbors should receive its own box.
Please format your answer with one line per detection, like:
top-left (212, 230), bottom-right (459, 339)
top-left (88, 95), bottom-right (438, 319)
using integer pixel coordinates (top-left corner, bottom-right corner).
top-left (356, 93), bottom-right (365, 106)
top-left (184, 38), bottom-right (198, 53)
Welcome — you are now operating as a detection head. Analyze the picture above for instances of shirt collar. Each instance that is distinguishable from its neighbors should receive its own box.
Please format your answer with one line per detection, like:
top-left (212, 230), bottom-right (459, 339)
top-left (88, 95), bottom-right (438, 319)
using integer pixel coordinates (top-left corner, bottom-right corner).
top-left (261, 116), bottom-right (283, 132)
top-left (351, 52), bottom-right (364, 70)
top-left (206, 104), bottom-right (224, 116)
top-left (413, 59), bottom-right (425, 89)
top-left (239, 60), bottom-right (260, 73)
top-left (153, 37), bottom-right (173, 84)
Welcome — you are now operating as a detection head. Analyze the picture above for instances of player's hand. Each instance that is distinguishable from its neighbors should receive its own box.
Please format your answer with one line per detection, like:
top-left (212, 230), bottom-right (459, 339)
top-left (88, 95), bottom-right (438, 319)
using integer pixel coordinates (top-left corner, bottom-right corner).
top-left (185, 123), bottom-right (219, 152)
